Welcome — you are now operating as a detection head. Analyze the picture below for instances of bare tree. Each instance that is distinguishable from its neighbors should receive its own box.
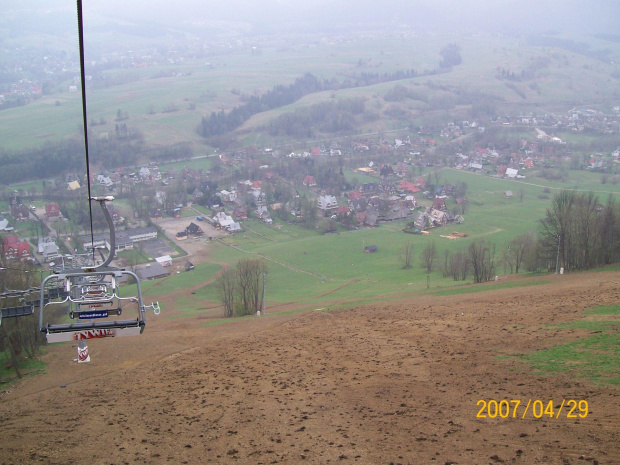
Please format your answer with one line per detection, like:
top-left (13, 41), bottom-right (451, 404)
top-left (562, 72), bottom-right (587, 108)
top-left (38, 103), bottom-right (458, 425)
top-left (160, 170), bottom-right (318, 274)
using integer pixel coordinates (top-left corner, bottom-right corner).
top-left (449, 250), bottom-right (470, 281)
top-left (457, 200), bottom-right (468, 215)
top-left (509, 232), bottom-right (536, 273)
top-left (126, 245), bottom-right (142, 275)
top-left (216, 267), bottom-right (236, 318)
top-left (399, 241), bottom-right (414, 269)
top-left (420, 241), bottom-right (438, 274)
top-left (501, 246), bottom-right (514, 274)
top-left (469, 239), bottom-right (496, 283)
top-left (539, 190), bottom-right (575, 271)
top-left (454, 181), bottom-right (468, 198)
top-left (236, 258), bottom-right (268, 316)
top-left (441, 249), bottom-right (451, 277)
top-left (539, 191), bottom-right (604, 272)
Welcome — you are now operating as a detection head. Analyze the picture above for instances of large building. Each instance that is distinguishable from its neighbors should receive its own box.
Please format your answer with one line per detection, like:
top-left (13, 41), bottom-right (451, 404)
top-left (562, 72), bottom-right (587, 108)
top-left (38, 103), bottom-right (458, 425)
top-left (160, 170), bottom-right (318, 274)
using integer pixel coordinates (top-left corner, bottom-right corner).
top-left (81, 226), bottom-right (158, 252)
top-left (2, 235), bottom-right (31, 261)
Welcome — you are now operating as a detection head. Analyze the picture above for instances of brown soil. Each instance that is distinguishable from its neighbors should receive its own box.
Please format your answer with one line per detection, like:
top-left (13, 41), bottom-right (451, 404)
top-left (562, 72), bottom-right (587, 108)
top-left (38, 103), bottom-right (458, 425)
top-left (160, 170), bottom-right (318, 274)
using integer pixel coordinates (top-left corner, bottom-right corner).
top-left (1, 271), bottom-right (619, 465)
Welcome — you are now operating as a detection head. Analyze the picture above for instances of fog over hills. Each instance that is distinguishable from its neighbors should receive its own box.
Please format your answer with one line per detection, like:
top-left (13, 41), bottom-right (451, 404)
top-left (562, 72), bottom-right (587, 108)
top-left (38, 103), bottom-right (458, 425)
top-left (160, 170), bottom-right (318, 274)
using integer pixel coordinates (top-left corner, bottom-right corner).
top-left (2, 0), bottom-right (620, 42)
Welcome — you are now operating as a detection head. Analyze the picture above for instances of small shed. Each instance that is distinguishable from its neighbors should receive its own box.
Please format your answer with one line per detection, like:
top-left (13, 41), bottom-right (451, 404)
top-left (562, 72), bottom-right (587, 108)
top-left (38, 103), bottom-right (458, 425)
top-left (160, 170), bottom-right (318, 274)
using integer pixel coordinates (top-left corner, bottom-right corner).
top-left (364, 245), bottom-right (378, 253)
top-left (185, 261), bottom-right (195, 271)
top-left (155, 255), bottom-right (173, 267)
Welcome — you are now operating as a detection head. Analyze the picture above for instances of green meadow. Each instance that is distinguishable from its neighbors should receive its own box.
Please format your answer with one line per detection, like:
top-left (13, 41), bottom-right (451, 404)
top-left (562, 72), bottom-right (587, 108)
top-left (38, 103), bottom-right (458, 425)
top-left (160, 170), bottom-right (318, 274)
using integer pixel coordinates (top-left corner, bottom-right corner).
top-left (2, 33), bottom-right (619, 152)
top-left (518, 305), bottom-right (620, 385)
top-left (176, 168), bottom-right (620, 312)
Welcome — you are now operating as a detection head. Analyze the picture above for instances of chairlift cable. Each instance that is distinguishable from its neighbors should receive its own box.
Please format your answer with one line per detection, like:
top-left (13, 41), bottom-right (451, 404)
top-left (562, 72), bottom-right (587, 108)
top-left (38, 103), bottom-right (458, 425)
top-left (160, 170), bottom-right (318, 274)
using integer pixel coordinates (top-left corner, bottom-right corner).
top-left (76, 0), bottom-right (96, 265)
top-left (0, 1), bottom-right (160, 342)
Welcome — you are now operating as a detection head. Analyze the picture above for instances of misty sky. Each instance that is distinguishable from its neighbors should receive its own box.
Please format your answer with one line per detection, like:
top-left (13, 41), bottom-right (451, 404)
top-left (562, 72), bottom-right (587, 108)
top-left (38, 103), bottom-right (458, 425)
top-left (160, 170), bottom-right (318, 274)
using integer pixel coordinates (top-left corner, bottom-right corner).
top-left (86, 0), bottom-right (620, 34)
top-left (3, 0), bottom-right (620, 40)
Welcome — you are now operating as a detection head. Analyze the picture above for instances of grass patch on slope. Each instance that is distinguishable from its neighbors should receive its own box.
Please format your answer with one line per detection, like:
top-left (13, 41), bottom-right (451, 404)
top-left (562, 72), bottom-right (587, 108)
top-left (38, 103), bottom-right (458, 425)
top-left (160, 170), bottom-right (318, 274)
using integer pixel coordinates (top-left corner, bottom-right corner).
top-left (0, 351), bottom-right (47, 386)
top-left (522, 333), bottom-right (620, 385)
top-left (431, 278), bottom-right (550, 296)
top-left (517, 304), bottom-right (620, 385)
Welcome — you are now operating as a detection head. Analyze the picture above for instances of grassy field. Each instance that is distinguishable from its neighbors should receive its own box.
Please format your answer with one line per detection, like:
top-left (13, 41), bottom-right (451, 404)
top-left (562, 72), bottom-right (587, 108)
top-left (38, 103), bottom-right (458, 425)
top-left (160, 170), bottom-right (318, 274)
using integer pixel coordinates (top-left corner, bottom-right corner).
top-left (520, 304), bottom-right (620, 385)
top-left (177, 168), bottom-right (620, 312)
top-left (1, 34), bottom-right (619, 152)
top-left (0, 350), bottom-right (46, 386)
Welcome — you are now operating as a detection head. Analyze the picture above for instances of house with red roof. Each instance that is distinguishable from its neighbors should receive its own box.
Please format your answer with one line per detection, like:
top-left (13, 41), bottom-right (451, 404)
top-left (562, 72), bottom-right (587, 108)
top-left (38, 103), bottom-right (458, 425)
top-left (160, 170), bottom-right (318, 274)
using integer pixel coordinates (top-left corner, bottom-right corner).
top-left (310, 147), bottom-right (321, 157)
top-left (432, 198), bottom-right (447, 211)
top-left (337, 206), bottom-right (350, 217)
top-left (348, 190), bottom-right (362, 200)
top-left (398, 180), bottom-right (421, 194)
top-left (45, 203), bottom-right (61, 218)
top-left (2, 235), bottom-right (31, 261)
top-left (303, 175), bottom-right (316, 187)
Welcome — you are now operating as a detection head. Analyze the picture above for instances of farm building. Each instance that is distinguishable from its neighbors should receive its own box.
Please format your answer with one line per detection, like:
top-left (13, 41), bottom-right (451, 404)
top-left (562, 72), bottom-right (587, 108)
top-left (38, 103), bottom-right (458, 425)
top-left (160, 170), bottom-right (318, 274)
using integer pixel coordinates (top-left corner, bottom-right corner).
top-left (137, 262), bottom-right (169, 281)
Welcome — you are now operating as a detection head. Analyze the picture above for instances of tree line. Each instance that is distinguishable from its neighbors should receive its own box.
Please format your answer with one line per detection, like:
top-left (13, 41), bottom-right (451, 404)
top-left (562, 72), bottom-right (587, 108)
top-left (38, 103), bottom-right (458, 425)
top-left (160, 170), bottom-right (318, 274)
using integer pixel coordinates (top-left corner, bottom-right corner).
top-left (198, 66), bottom-right (444, 140)
top-left (0, 128), bottom-right (147, 184)
top-left (267, 98), bottom-right (365, 138)
top-left (539, 191), bottom-right (620, 272)
top-left (428, 191), bottom-right (620, 284)
top-left (199, 73), bottom-right (325, 138)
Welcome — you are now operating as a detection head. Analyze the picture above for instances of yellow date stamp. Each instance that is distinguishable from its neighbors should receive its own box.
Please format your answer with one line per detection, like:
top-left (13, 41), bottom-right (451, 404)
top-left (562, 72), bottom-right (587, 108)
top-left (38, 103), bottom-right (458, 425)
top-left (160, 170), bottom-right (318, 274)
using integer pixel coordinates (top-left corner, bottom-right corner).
top-left (477, 399), bottom-right (589, 419)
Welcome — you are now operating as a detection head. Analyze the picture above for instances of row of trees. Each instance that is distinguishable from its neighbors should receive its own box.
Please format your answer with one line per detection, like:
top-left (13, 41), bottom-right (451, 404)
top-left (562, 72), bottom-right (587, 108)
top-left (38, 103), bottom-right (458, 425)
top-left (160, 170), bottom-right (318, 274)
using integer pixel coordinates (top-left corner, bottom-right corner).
top-left (199, 65), bottom-right (444, 140)
top-left (539, 191), bottom-right (620, 272)
top-left (398, 191), bottom-right (619, 285)
top-left (216, 259), bottom-right (268, 317)
top-left (199, 73), bottom-right (325, 138)
top-left (404, 232), bottom-right (546, 284)
top-left (0, 128), bottom-right (147, 184)
top-left (402, 239), bottom-right (494, 283)
top-left (268, 98), bottom-right (365, 138)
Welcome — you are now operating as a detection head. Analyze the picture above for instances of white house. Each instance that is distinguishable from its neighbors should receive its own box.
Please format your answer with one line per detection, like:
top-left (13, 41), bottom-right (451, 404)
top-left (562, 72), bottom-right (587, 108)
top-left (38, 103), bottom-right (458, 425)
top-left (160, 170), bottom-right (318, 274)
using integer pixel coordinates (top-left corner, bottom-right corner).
top-left (38, 237), bottom-right (60, 262)
top-left (0, 216), bottom-right (13, 231)
top-left (213, 212), bottom-right (234, 229)
top-left (227, 222), bottom-right (242, 233)
top-left (505, 168), bottom-right (519, 178)
top-left (219, 190), bottom-right (237, 203)
top-left (318, 195), bottom-right (338, 215)
top-left (97, 174), bottom-right (113, 187)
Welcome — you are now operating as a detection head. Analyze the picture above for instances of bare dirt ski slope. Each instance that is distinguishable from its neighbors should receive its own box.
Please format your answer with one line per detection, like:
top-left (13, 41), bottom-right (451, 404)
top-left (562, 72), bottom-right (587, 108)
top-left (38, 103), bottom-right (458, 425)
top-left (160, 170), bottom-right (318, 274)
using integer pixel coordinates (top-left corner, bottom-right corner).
top-left (1, 271), bottom-right (619, 464)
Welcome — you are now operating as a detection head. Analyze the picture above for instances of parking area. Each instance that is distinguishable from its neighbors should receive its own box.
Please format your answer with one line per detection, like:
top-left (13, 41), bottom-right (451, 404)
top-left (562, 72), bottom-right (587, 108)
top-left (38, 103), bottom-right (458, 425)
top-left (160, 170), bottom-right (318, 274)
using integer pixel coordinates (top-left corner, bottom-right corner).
top-left (151, 214), bottom-right (226, 260)
top-left (139, 238), bottom-right (177, 258)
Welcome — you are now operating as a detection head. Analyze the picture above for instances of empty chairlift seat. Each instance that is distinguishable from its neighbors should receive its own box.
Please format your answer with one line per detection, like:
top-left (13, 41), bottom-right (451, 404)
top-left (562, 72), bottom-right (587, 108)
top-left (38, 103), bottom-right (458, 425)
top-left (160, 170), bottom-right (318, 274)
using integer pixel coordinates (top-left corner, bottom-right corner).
top-left (39, 269), bottom-right (156, 343)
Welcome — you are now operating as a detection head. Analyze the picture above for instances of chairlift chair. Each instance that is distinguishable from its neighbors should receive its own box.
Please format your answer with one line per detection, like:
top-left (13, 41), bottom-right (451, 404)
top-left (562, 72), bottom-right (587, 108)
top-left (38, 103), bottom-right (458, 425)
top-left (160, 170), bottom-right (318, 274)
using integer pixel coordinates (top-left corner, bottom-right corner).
top-left (38, 198), bottom-right (159, 343)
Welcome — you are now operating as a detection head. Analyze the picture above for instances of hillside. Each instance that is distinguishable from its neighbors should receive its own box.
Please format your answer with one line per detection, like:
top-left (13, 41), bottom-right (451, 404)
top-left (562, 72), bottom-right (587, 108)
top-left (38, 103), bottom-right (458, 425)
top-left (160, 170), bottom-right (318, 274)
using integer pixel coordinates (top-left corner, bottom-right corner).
top-left (1, 271), bottom-right (618, 464)
top-left (1, 32), bottom-right (619, 152)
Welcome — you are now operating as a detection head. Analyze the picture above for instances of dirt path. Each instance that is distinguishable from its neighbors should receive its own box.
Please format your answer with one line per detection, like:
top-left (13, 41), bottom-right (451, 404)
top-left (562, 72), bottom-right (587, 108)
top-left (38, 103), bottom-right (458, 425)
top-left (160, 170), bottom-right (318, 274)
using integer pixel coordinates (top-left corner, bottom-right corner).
top-left (1, 271), bottom-right (619, 464)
